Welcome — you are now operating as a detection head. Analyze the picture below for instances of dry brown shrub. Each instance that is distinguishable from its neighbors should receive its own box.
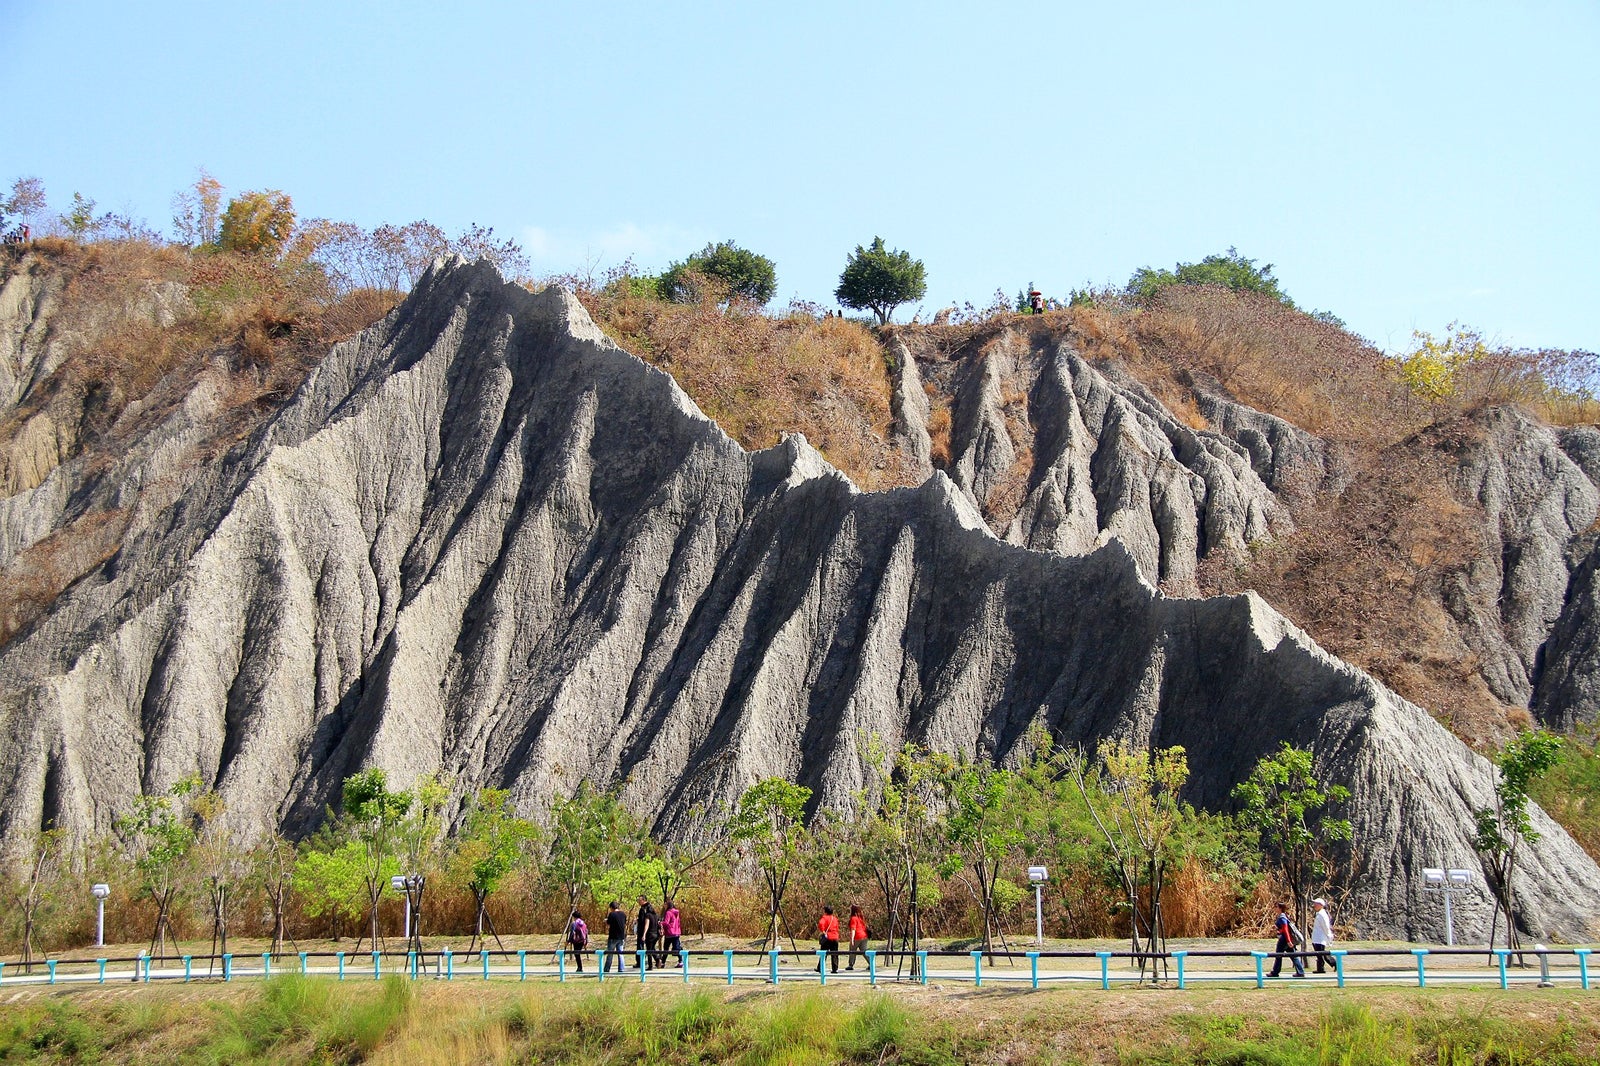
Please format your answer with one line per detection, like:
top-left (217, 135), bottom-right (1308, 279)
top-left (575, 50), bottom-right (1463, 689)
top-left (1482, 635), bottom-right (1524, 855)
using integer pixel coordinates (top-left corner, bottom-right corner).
top-left (0, 507), bottom-right (129, 646)
top-left (576, 289), bottom-right (917, 490)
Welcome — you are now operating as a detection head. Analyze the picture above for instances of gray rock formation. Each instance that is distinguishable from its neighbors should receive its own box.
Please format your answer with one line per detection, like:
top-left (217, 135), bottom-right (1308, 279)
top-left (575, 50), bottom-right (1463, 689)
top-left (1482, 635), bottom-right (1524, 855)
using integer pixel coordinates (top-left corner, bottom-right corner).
top-left (1, 258), bottom-right (1598, 940)
top-left (1440, 409), bottom-right (1600, 712)
top-left (886, 338), bottom-right (932, 481)
top-left (912, 333), bottom-right (1299, 593)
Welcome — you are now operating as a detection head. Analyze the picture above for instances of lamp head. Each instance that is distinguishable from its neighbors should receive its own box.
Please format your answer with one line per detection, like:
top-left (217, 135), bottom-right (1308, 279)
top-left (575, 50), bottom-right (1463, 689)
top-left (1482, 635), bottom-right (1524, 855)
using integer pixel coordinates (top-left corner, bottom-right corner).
top-left (1027, 866), bottom-right (1049, 883)
top-left (91, 883), bottom-right (110, 899)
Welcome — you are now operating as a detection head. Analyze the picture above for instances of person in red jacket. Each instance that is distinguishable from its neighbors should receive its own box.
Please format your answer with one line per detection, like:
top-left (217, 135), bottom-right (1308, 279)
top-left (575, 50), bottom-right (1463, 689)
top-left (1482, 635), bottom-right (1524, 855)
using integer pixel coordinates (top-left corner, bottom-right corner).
top-left (845, 904), bottom-right (869, 970)
top-left (816, 906), bottom-right (840, 974)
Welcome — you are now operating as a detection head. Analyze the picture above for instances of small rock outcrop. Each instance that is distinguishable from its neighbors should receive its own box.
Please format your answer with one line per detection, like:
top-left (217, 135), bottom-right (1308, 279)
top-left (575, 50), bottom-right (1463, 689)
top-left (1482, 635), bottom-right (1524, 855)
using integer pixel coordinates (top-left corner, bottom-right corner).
top-left (0, 258), bottom-right (1597, 940)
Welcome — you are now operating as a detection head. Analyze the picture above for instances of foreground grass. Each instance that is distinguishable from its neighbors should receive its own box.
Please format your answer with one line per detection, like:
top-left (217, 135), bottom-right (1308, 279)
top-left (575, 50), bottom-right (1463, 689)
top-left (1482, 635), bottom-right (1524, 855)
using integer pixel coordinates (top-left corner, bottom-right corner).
top-left (3, 979), bottom-right (1599, 1065)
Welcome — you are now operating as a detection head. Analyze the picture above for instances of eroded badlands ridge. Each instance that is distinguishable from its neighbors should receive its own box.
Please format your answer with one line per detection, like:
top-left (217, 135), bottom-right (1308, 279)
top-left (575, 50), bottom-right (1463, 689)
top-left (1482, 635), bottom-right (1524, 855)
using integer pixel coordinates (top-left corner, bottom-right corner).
top-left (2, 258), bottom-right (1596, 939)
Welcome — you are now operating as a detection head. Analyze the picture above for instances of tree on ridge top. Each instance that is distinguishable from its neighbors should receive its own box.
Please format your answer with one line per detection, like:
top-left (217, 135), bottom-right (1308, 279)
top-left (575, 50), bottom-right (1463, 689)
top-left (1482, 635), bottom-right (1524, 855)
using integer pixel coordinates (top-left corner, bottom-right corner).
top-left (836, 236), bottom-right (927, 325)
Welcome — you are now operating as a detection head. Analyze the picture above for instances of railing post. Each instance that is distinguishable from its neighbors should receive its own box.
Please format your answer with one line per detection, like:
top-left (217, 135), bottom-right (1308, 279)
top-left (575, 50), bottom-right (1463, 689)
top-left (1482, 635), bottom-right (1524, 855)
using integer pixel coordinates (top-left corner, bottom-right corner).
top-left (483, 951), bottom-right (491, 981)
top-left (639, 951), bottom-right (648, 983)
top-left (1252, 951), bottom-right (1266, 988)
top-left (596, 950), bottom-right (606, 982)
top-left (725, 949), bottom-right (735, 986)
top-left (144, 954), bottom-right (152, 983)
top-left (917, 950), bottom-right (929, 985)
top-left (337, 952), bottom-right (345, 980)
top-left (867, 950), bottom-right (877, 987)
top-left (223, 954), bottom-right (232, 982)
top-left (47, 960), bottom-right (57, 985)
top-left (1098, 951), bottom-right (1112, 990)
top-left (375, 951), bottom-right (383, 980)
top-left (681, 950), bottom-right (690, 982)
top-left (97, 959), bottom-right (107, 984)
top-left (0, 961), bottom-right (6, 983)
top-left (183, 956), bottom-right (192, 982)
top-left (1411, 949), bottom-right (1428, 988)
top-left (556, 948), bottom-right (565, 982)
top-left (444, 948), bottom-right (453, 981)
top-left (1027, 951), bottom-right (1040, 990)
top-left (816, 950), bottom-right (827, 985)
top-left (299, 951), bottom-right (308, 976)
top-left (409, 950), bottom-right (417, 979)
top-left (769, 949), bottom-right (781, 985)
top-left (971, 951), bottom-right (983, 988)
top-left (1576, 948), bottom-right (1591, 991)
top-left (519, 950), bottom-right (527, 982)
top-left (1332, 950), bottom-right (1347, 989)
top-left (1173, 951), bottom-right (1187, 990)
top-left (262, 953), bottom-right (272, 978)
top-left (1496, 949), bottom-right (1510, 990)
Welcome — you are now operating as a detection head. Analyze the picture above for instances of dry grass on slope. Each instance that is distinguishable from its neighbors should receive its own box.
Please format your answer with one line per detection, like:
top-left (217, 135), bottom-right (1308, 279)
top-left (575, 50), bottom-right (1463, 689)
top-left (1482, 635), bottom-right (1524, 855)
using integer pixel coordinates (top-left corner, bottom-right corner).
top-left (576, 288), bottom-right (920, 491)
top-left (0, 239), bottom-right (399, 650)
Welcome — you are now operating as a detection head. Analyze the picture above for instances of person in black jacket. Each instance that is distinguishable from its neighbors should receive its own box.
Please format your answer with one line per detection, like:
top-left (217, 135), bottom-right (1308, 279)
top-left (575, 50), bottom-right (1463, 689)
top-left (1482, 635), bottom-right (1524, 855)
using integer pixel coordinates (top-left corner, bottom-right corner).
top-left (604, 901), bottom-right (628, 972)
top-left (635, 896), bottom-right (661, 970)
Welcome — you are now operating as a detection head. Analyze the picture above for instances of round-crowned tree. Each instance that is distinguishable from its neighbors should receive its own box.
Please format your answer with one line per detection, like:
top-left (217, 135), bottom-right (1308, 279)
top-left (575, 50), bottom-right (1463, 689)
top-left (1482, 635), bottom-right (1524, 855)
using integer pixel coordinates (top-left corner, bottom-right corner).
top-left (835, 237), bottom-right (927, 324)
top-left (661, 240), bottom-right (777, 305)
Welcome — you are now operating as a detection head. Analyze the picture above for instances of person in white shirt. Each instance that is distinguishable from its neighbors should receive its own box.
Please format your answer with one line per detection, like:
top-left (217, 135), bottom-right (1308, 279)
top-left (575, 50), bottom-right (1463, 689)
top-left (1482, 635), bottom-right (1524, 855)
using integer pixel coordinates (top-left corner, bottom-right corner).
top-left (1310, 898), bottom-right (1334, 974)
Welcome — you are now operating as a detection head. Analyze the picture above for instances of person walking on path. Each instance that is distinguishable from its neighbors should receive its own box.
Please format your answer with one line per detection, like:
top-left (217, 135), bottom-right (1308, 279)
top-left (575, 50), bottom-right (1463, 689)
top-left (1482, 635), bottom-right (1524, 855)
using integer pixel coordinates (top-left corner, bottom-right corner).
top-left (661, 901), bottom-right (683, 966)
top-left (845, 904), bottom-right (869, 970)
top-left (1268, 901), bottom-right (1305, 978)
top-left (636, 896), bottom-right (660, 970)
top-left (816, 905), bottom-right (841, 974)
top-left (604, 901), bottom-right (628, 973)
top-left (566, 909), bottom-right (589, 973)
top-left (1310, 898), bottom-right (1335, 974)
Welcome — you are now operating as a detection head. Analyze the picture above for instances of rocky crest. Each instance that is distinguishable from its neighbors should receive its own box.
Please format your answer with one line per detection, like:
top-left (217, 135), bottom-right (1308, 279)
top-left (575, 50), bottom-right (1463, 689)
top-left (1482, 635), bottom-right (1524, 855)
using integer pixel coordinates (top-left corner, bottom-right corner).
top-left (1, 258), bottom-right (1598, 940)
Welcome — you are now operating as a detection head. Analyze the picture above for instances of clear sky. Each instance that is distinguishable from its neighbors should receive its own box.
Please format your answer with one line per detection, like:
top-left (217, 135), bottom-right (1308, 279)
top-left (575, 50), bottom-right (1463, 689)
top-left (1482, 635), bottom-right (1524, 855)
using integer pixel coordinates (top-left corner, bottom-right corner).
top-left (4, 0), bottom-right (1596, 352)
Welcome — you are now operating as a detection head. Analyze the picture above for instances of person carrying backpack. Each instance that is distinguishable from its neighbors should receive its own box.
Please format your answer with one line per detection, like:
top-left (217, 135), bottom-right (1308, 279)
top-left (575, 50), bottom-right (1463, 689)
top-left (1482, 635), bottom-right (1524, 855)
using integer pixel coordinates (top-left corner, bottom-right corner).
top-left (566, 909), bottom-right (589, 972)
top-left (1268, 901), bottom-right (1305, 978)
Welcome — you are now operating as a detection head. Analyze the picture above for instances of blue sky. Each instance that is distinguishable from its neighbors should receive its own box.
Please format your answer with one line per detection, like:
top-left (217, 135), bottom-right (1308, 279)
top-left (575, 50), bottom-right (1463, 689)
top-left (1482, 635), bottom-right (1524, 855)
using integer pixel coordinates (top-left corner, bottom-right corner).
top-left (4, 0), bottom-right (1596, 352)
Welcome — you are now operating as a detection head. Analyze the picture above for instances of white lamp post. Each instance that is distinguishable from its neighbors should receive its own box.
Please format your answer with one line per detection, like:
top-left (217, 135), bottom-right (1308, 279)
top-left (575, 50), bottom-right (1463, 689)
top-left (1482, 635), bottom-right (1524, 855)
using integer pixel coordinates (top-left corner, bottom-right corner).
top-left (1028, 866), bottom-right (1049, 947)
top-left (391, 874), bottom-right (412, 938)
top-left (91, 883), bottom-right (110, 947)
top-left (1421, 867), bottom-right (1474, 946)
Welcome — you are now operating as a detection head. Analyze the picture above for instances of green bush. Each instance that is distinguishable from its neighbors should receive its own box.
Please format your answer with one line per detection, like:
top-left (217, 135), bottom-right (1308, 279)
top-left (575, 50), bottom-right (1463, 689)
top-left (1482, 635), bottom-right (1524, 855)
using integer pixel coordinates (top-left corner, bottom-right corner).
top-left (1127, 247), bottom-right (1293, 307)
top-left (661, 240), bottom-right (777, 305)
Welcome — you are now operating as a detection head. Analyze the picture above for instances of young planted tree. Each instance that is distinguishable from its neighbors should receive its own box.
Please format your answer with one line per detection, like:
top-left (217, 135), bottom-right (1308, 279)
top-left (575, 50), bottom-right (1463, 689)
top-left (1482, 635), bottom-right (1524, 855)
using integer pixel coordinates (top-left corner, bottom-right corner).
top-left (730, 777), bottom-right (812, 954)
top-left (11, 828), bottom-right (67, 972)
top-left (255, 832), bottom-right (298, 955)
top-left (1232, 742), bottom-right (1352, 934)
top-left (1071, 741), bottom-right (1192, 978)
top-left (851, 741), bottom-right (946, 975)
top-left (292, 834), bottom-right (369, 942)
top-left (191, 789), bottom-right (251, 968)
top-left (341, 769), bottom-right (411, 950)
top-left (1472, 729), bottom-right (1565, 956)
top-left (936, 760), bottom-right (1025, 958)
top-left (116, 775), bottom-right (202, 958)
top-left (395, 774), bottom-right (449, 954)
top-left (1012, 731), bottom-right (1104, 936)
top-left (454, 788), bottom-right (540, 957)
top-left (545, 781), bottom-right (645, 916)
top-left (835, 237), bottom-right (927, 324)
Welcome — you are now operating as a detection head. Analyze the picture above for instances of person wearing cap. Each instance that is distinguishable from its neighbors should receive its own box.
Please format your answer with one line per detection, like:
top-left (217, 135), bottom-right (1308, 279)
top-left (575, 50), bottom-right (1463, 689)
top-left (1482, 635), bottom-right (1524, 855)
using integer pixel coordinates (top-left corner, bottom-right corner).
top-left (1310, 898), bottom-right (1334, 974)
